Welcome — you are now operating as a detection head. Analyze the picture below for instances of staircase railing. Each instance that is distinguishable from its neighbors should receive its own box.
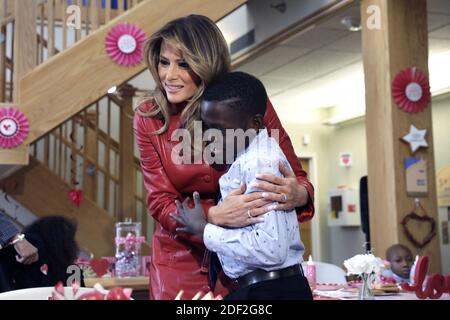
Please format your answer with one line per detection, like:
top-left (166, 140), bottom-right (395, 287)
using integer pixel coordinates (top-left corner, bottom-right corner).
top-left (31, 83), bottom-right (153, 241)
top-left (0, 0), bottom-right (142, 104)
top-left (0, 0), bottom-right (14, 102)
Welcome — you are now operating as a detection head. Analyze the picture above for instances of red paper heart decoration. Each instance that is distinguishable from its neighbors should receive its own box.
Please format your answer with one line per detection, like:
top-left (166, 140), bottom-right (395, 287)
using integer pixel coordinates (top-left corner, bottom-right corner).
top-left (40, 264), bottom-right (48, 275)
top-left (77, 291), bottom-right (106, 300)
top-left (401, 211), bottom-right (436, 249)
top-left (105, 287), bottom-right (133, 300)
top-left (90, 258), bottom-right (109, 277)
top-left (68, 189), bottom-right (83, 207)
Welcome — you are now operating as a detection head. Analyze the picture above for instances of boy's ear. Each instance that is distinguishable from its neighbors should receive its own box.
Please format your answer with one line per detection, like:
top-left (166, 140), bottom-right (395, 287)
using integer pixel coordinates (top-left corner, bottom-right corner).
top-left (248, 114), bottom-right (264, 130)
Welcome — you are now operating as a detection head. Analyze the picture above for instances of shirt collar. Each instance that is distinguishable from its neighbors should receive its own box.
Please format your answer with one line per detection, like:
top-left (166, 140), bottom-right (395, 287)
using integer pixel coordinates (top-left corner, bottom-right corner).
top-left (235, 128), bottom-right (268, 159)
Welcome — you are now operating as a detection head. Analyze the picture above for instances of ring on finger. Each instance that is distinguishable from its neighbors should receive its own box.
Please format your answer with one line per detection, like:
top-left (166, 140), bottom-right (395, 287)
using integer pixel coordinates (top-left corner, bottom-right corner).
top-left (281, 193), bottom-right (287, 203)
top-left (247, 209), bottom-right (253, 218)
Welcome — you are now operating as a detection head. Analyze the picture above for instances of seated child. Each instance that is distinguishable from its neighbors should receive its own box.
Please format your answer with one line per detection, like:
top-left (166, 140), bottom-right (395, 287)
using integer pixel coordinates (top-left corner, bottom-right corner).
top-left (0, 216), bottom-right (83, 291)
top-left (171, 71), bottom-right (313, 300)
top-left (381, 244), bottom-right (414, 284)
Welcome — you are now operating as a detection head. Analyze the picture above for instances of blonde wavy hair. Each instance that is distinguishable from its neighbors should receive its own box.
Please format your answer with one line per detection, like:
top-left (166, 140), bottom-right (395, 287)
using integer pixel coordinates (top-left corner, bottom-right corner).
top-left (138, 15), bottom-right (230, 137)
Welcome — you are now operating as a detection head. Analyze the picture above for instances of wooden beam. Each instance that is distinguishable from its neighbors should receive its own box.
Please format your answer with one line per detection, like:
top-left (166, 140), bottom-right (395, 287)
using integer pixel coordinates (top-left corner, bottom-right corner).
top-left (118, 84), bottom-right (136, 221)
top-left (0, 0), bottom-right (6, 102)
top-left (19, 0), bottom-right (246, 144)
top-left (361, 0), bottom-right (441, 272)
top-left (13, 0), bottom-right (36, 102)
top-left (0, 145), bottom-right (29, 165)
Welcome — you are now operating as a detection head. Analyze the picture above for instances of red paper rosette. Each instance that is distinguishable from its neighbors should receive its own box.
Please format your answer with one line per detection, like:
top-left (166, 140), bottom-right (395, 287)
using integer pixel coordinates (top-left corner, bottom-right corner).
top-left (105, 23), bottom-right (146, 67)
top-left (392, 67), bottom-right (430, 113)
top-left (0, 107), bottom-right (29, 148)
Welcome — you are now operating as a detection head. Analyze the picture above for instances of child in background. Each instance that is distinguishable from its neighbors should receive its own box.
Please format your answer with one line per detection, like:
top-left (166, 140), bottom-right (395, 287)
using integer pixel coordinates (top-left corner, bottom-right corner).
top-left (381, 244), bottom-right (414, 284)
top-left (0, 216), bottom-right (83, 291)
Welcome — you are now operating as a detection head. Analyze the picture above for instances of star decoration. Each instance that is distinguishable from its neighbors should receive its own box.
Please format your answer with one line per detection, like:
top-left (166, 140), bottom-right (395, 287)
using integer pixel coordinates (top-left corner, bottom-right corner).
top-left (402, 124), bottom-right (428, 153)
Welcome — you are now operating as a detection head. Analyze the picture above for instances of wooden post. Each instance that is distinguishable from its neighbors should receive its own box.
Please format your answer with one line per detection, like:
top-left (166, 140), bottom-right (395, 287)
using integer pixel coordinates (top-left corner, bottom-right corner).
top-left (361, 0), bottom-right (441, 272)
top-left (118, 84), bottom-right (137, 222)
top-left (0, 0), bottom-right (6, 102)
top-left (13, 0), bottom-right (36, 102)
top-left (0, 0), bottom-right (35, 165)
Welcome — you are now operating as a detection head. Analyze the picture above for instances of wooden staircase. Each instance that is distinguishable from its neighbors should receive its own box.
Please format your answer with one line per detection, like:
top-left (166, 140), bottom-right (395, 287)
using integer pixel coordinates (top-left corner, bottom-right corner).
top-left (1, 0), bottom-right (246, 164)
top-left (0, 0), bottom-right (246, 256)
top-left (2, 157), bottom-right (117, 257)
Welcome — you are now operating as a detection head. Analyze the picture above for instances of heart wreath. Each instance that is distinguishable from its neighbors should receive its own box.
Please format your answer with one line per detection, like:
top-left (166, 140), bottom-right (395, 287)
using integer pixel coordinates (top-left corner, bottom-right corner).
top-left (401, 209), bottom-right (436, 249)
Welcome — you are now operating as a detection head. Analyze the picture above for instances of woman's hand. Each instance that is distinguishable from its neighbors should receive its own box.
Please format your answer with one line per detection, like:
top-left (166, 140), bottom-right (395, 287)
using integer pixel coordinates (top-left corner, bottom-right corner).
top-left (208, 184), bottom-right (272, 228)
top-left (253, 162), bottom-right (309, 211)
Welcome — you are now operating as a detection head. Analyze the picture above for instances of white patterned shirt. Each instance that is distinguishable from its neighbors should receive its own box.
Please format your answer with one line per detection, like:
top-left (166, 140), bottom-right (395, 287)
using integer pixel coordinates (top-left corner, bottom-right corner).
top-left (203, 128), bottom-right (304, 279)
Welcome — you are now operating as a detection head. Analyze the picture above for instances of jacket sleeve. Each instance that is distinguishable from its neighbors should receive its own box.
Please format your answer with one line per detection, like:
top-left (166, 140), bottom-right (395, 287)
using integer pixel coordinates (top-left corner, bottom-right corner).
top-left (263, 98), bottom-right (315, 222)
top-left (134, 112), bottom-right (181, 234)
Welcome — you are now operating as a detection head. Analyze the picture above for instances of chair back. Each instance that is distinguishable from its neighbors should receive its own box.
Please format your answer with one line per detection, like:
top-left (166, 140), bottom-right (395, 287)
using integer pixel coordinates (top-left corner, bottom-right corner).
top-left (301, 261), bottom-right (347, 284)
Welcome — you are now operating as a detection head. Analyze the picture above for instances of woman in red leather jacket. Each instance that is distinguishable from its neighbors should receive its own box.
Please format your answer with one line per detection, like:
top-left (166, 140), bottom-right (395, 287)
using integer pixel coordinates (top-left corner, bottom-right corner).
top-left (134, 15), bottom-right (315, 300)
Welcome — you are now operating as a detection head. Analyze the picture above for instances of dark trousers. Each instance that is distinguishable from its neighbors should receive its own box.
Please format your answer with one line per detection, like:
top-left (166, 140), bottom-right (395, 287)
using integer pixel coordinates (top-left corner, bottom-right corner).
top-left (224, 274), bottom-right (313, 300)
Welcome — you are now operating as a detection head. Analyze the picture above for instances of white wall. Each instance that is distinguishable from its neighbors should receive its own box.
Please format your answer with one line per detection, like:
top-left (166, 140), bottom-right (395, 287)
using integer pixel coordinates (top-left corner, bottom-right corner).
top-left (281, 118), bottom-right (333, 262)
top-left (283, 93), bottom-right (450, 271)
top-left (326, 119), bottom-right (367, 267)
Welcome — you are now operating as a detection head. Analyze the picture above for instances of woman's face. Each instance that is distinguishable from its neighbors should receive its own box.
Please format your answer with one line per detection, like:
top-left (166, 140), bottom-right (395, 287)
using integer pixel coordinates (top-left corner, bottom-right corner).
top-left (158, 40), bottom-right (200, 104)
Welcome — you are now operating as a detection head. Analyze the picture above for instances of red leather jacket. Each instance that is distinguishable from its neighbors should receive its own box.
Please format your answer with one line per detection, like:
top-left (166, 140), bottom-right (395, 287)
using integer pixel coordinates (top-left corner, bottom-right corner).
top-left (134, 99), bottom-right (314, 300)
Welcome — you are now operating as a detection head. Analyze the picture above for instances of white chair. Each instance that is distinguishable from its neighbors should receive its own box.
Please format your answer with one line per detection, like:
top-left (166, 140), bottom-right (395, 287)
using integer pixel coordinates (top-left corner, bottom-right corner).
top-left (0, 287), bottom-right (95, 300)
top-left (301, 261), bottom-right (347, 284)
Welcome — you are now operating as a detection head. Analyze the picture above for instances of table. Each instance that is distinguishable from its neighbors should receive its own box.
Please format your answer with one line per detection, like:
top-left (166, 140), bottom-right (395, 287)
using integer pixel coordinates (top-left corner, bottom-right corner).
top-left (314, 290), bottom-right (450, 300)
top-left (375, 292), bottom-right (450, 300)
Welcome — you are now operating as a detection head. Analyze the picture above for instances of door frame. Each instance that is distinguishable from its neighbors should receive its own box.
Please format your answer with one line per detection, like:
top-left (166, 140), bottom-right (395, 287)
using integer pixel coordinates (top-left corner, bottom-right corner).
top-left (298, 153), bottom-right (322, 261)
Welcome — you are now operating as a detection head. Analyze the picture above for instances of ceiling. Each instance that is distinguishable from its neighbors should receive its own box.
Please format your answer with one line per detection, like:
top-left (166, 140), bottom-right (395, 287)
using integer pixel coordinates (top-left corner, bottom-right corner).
top-left (237, 0), bottom-right (450, 124)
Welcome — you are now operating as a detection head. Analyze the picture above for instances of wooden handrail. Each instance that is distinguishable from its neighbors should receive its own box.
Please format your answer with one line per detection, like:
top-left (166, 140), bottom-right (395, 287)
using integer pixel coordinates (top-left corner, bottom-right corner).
top-left (19, 0), bottom-right (246, 146)
top-left (0, 13), bottom-right (13, 27)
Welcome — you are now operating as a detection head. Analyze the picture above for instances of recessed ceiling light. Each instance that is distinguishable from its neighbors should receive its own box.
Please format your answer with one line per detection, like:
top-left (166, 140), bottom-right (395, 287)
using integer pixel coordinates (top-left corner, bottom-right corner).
top-left (341, 16), bottom-right (361, 32)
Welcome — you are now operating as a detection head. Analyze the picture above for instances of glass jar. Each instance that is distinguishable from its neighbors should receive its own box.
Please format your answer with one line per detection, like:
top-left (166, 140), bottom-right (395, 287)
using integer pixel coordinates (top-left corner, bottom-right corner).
top-left (115, 219), bottom-right (144, 277)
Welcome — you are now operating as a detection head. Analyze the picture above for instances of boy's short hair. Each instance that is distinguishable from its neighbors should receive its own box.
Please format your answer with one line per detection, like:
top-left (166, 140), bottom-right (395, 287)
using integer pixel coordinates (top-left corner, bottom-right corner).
top-left (202, 71), bottom-right (267, 118)
top-left (386, 244), bottom-right (412, 260)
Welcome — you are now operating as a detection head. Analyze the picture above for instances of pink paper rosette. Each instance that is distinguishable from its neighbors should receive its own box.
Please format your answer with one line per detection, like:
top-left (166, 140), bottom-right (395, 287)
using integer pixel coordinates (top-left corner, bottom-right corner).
top-left (392, 67), bottom-right (431, 113)
top-left (0, 107), bottom-right (29, 148)
top-left (105, 22), bottom-right (146, 67)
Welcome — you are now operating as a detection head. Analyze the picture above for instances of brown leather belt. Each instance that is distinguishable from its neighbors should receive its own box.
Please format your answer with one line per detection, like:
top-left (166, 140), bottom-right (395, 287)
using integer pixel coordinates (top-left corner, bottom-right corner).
top-left (235, 264), bottom-right (304, 288)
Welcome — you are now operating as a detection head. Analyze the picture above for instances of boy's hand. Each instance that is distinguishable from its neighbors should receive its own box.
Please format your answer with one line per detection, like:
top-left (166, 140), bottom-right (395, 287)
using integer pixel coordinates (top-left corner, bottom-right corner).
top-left (170, 192), bottom-right (207, 237)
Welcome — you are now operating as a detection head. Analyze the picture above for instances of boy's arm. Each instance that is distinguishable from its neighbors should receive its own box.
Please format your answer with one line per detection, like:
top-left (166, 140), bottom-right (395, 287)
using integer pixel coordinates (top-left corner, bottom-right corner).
top-left (203, 208), bottom-right (291, 269)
